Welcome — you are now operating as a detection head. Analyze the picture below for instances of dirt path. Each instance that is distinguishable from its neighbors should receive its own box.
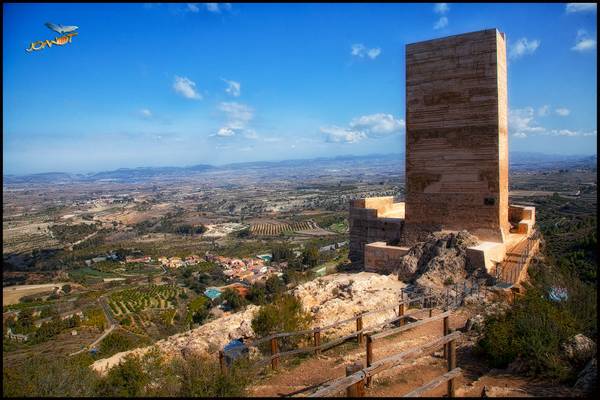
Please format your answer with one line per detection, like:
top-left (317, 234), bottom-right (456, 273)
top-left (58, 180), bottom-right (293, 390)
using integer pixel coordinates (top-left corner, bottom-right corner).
top-left (247, 307), bottom-right (575, 397)
top-left (248, 309), bottom-right (469, 397)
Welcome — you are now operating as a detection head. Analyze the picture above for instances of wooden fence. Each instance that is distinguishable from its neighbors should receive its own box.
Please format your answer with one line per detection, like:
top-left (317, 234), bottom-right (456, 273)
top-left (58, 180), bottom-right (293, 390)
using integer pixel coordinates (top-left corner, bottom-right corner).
top-left (307, 329), bottom-right (463, 397)
top-left (221, 294), bottom-right (438, 373)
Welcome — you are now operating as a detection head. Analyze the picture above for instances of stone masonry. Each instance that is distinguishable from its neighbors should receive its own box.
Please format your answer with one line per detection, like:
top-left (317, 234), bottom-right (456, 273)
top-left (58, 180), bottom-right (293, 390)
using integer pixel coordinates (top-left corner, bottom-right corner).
top-left (349, 29), bottom-right (536, 278)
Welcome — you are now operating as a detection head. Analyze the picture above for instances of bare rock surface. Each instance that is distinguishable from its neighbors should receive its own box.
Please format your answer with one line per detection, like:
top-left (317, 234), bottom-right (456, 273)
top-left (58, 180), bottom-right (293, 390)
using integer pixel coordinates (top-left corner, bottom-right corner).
top-left (92, 272), bottom-right (403, 374)
top-left (91, 305), bottom-right (260, 374)
top-left (395, 230), bottom-right (481, 289)
top-left (562, 334), bottom-right (597, 365)
top-left (293, 272), bottom-right (405, 337)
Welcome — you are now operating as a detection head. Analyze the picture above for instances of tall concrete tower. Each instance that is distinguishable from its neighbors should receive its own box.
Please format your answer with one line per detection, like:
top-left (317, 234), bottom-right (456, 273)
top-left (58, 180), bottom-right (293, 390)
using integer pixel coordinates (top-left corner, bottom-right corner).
top-left (404, 29), bottom-right (509, 243)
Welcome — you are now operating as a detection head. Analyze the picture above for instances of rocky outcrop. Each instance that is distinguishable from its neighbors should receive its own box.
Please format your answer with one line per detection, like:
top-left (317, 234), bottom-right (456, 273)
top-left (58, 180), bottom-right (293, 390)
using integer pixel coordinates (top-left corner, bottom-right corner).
top-left (293, 272), bottom-right (405, 337)
top-left (91, 272), bottom-right (404, 374)
top-left (394, 231), bottom-right (481, 289)
top-left (91, 305), bottom-right (260, 375)
top-left (562, 334), bottom-right (596, 366)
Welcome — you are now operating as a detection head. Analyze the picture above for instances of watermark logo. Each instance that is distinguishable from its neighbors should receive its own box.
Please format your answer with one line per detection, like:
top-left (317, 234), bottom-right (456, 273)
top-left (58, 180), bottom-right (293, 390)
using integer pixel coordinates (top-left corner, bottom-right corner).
top-left (26, 22), bottom-right (79, 52)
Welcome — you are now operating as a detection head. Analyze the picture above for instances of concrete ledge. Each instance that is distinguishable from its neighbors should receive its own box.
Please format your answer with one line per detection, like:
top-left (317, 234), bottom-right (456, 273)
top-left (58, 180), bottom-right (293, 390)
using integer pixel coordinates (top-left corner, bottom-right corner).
top-left (364, 241), bottom-right (411, 274)
top-left (350, 197), bottom-right (405, 219)
top-left (466, 241), bottom-right (506, 272)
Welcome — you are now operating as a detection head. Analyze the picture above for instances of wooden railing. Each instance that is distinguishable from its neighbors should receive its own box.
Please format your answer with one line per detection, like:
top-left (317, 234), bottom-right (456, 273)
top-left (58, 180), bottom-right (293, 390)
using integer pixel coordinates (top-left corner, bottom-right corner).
top-left (307, 329), bottom-right (463, 397)
top-left (497, 228), bottom-right (540, 285)
top-left (221, 294), bottom-right (438, 373)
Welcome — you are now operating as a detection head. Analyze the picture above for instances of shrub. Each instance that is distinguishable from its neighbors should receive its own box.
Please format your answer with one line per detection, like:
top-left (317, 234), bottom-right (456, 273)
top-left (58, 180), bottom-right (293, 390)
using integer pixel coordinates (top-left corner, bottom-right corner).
top-left (478, 286), bottom-right (578, 381)
top-left (221, 288), bottom-right (246, 311)
top-left (95, 354), bottom-right (148, 397)
top-left (251, 294), bottom-right (311, 351)
top-left (3, 354), bottom-right (99, 397)
top-left (99, 330), bottom-right (135, 356)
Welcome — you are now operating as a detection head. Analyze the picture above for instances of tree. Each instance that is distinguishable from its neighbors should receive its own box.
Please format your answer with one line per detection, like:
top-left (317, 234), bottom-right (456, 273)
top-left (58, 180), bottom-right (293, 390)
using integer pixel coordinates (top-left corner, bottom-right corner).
top-left (221, 288), bottom-right (246, 311)
top-left (265, 275), bottom-right (285, 300)
top-left (187, 296), bottom-right (210, 325)
top-left (302, 244), bottom-right (320, 268)
top-left (96, 355), bottom-right (149, 397)
top-left (247, 284), bottom-right (267, 305)
top-left (251, 294), bottom-right (311, 351)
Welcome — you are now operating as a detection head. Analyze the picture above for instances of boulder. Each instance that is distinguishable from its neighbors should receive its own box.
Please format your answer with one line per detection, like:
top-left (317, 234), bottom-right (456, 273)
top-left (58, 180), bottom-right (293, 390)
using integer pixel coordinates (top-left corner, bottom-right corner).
top-left (562, 334), bottom-right (596, 365)
top-left (395, 231), bottom-right (481, 289)
top-left (293, 272), bottom-right (405, 337)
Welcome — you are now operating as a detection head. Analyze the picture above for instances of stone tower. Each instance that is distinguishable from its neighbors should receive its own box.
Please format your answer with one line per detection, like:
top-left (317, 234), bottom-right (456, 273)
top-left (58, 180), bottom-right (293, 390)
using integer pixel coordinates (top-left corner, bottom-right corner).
top-left (404, 29), bottom-right (510, 243)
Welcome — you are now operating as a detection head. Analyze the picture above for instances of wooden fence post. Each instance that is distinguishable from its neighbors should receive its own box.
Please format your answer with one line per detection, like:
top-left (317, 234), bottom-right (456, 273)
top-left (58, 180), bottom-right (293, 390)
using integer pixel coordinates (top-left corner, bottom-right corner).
top-left (346, 361), bottom-right (365, 397)
top-left (270, 337), bottom-right (279, 370)
top-left (314, 328), bottom-right (321, 356)
top-left (447, 328), bottom-right (457, 397)
top-left (365, 334), bottom-right (373, 387)
top-left (443, 315), bottom-right (449, 360)
top-left (357, 315), bottom-right (364, 345)
top-left (429, 307), bottom-right (433, 318)
top-left (398, 302), bottom-right (405, 326)
top-left (219, 350), bottom-right (227, 375)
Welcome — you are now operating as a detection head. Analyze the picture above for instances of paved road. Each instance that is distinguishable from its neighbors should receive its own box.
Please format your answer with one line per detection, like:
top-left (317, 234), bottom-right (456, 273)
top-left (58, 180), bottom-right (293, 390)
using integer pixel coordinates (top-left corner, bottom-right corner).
top-left (69, 296), bottom-right (117, 356)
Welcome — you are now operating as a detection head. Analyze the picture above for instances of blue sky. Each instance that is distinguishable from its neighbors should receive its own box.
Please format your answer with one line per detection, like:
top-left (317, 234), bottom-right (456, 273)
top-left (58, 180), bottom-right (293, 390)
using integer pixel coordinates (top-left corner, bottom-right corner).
top-left (3, 2), bottom-right (597, 175)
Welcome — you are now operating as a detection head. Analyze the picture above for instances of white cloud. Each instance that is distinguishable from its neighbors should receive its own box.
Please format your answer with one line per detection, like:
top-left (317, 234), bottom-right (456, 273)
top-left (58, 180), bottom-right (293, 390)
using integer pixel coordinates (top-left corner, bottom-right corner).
top-left (173, 76), bottom-right (202, 100)
top-left (434, 3), bottom-right (450, 14)
top-left (553, 129), bottom-right (578, 137)
top-left (367, 48), bottom-right (382, 59)
top-left (349, 113), bottom-right (405, 137)
top-left (216, 127), bottom-right (235, 137)
top-left (186, 3), bottom-right (231, 13)
top-left (509, 38), bottom-right (540, 60)
top-left (222, 78), bottom-right (241, 97)
top-left (321, 126), bottom-right (367, 144)
top-left (187, 3), bottom-right (200, 12)
top-left (509, 107), bottom-right (546, 137)
top-left (322, 113), bottom-right (404, 143)
top-left (215, 102), bottom-right (254, 138)
top-left (218, 102), bottom-right (253, 129)
top-left (351, 43), bottom-right (382, 59)
top-left (205, 3), bottom-right (231, 13)
top-left (566, 3), bottom-right (597, 14)
top-left (139, 108), bottom-right (152, 118)
top-left (433, 16), bottom-right (448, 30)
top-left (555, 108), bottom-right (571, 116)
top-left (510, 107), bottom-right (594, 139)
top-left (537, 105), bottom-right (550, 117)
top-left (572, 29), bottom-right (596, 52)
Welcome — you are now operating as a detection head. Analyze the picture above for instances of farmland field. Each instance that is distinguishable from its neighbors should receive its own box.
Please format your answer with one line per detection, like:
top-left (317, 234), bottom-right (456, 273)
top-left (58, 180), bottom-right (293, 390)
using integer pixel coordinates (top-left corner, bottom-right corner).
top-left (108, 284), bottom-right (182, 317)
top-left (250, 220), bottom-right (319, 236)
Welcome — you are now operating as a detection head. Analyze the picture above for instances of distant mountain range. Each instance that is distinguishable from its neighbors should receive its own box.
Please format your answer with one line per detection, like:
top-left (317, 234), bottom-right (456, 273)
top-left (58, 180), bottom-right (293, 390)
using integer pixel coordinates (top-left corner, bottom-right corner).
top-left (3, 152), bottom-right (596, 184)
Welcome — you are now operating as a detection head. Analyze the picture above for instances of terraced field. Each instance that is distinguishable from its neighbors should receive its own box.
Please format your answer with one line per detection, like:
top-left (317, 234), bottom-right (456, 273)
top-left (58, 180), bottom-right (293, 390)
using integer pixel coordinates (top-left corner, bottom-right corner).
top-left (108, 284), bottom-right (182, 316)
top-left (250, 220), bottom-right (319, 236)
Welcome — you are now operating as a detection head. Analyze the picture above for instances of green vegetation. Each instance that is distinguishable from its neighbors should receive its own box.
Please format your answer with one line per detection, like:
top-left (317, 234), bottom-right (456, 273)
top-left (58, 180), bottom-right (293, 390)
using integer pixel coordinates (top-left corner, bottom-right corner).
top-left (478, 189), bottom-right (597, 384)
top-left (220, 288), bottom-right (247, 311)
top-left (49, 223), bottom-right (98, 243)
top-left (4, 349), bottom-right (252, 397)
top-left (478, 285), bottom-right (578, 380)
top-left (99, 330), bottom-right (135, 356)
top-left (108, 284), bottom-right (181, 316)
top-left (251, 293), bottom-right (311, 351)
top-left (186, 296), bottom-right (211, 325)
